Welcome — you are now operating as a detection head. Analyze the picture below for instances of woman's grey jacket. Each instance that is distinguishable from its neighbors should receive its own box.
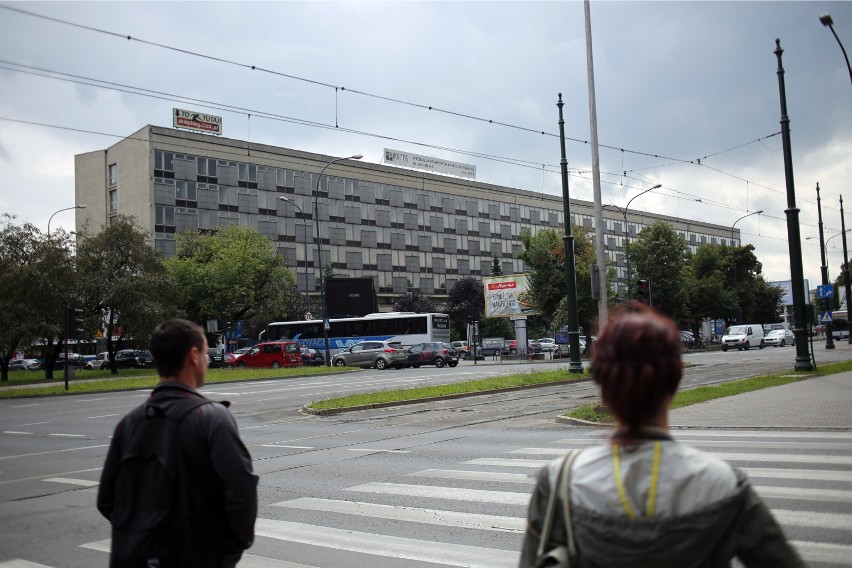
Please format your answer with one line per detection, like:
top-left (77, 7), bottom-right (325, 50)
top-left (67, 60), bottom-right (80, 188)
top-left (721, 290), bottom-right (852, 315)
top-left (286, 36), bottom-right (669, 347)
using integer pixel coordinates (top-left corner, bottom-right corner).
top-left (519, 435), bottom-right (804, 568)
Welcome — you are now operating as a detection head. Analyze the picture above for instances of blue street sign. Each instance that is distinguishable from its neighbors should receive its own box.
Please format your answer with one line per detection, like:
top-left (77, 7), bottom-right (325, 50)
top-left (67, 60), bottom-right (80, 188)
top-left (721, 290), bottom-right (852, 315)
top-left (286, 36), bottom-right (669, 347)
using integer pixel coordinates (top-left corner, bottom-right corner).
top-left (819, 311), bottom-right (833, 323)
top-left (818, 285), bottom-right (835, 299)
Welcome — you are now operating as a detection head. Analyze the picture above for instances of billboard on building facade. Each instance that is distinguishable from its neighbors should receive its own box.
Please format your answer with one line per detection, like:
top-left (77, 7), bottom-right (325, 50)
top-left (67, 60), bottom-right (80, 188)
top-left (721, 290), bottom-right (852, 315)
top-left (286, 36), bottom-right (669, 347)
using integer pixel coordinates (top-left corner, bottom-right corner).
top-left (326, 277), bottom-right (376, 318)
top-left (384, 148), bottom-right (476, 179)
top-left (173, 108), bottom-right (222, 134)
top-left (483, 274), bottom-right (540, 318)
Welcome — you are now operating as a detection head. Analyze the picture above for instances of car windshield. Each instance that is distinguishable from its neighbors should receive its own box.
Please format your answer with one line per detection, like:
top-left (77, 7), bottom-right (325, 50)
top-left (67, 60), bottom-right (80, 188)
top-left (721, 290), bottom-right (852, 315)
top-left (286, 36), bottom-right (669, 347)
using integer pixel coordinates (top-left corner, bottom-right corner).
top-left (727, 326), bottom-right (748, 335)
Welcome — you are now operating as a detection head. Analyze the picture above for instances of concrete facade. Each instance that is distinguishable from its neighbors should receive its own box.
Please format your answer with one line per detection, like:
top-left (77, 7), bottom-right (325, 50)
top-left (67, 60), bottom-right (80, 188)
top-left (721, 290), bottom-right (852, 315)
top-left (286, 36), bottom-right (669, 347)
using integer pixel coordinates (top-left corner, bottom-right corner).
top-left (75, 125), bottom-right (737, 306)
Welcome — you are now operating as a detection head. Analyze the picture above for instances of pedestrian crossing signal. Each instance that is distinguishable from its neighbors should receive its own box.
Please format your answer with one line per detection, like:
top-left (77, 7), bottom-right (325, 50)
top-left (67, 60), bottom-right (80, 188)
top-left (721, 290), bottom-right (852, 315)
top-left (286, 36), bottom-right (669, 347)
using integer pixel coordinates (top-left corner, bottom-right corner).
top-left (65, 307), bottom-right (85, 340)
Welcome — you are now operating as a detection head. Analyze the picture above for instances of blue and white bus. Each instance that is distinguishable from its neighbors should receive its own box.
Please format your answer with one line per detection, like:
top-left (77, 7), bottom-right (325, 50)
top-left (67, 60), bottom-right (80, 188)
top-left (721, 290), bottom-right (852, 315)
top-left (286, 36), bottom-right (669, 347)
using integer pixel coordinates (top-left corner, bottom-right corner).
top-left (262, 312), bottom-right (451, 354)
top-left (832, 309), bottom-right (850, 340)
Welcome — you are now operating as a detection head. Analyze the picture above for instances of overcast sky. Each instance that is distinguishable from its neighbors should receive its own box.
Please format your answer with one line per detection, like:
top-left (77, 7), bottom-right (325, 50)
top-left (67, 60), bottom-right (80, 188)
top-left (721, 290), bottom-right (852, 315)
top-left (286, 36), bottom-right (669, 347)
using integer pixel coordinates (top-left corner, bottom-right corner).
top-left (1, 1), bottom-right (851, 287)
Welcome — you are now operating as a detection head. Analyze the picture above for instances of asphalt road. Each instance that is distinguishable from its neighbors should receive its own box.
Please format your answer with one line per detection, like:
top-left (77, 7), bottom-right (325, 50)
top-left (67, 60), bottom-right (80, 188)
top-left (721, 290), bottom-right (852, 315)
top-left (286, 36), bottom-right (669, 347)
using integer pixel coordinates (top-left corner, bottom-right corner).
top-left (0, 343), bottom-right (849, 567)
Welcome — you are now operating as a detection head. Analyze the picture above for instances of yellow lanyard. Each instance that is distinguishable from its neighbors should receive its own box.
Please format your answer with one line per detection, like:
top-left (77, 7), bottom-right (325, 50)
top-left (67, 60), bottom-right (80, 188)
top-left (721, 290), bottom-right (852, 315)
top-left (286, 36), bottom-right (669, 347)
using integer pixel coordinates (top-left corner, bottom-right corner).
top-left (612, 440), bottom-right (662, 519)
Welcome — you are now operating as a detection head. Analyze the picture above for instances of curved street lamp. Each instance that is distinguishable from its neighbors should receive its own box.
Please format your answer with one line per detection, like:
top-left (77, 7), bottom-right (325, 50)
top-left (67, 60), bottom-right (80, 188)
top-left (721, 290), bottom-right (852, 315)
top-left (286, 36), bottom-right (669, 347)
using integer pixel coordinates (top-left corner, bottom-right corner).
top-left (48, 204), bottom-right (86, 236)
top-left (730, 210), bottom-right (763, 324)
top-left (314, 154), bottom-right (363, 366)
top-left (820, 13), bottom-right (852, 87)
top-left (609, 183), bottom-right (661, 299)
top-left (278, 196), bottom-right (309, 317)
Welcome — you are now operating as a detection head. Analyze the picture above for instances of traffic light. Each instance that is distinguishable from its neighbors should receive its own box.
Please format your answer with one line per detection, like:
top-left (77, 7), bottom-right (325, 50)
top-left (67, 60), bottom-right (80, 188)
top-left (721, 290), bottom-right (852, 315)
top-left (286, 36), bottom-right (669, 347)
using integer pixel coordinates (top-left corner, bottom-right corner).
top-left (636, 279), bottom-right (651, 305)
top-left (66, 307), bottom-right (85, 340)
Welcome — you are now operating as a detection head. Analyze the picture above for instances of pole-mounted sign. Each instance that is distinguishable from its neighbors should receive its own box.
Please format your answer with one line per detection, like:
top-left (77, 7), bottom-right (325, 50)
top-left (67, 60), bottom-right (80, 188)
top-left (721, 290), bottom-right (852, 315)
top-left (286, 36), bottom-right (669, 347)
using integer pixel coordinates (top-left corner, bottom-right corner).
top-left (173, 108), bottom-right (222, 134)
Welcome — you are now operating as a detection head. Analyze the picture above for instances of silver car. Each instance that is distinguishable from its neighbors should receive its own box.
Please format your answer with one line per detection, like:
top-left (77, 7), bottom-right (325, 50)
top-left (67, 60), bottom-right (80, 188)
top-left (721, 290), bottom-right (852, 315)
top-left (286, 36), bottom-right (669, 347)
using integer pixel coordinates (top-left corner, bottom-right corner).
top-left (764, 329), bottom-right (795, 347)
top-left (331, 340), bottom-right (407, 370)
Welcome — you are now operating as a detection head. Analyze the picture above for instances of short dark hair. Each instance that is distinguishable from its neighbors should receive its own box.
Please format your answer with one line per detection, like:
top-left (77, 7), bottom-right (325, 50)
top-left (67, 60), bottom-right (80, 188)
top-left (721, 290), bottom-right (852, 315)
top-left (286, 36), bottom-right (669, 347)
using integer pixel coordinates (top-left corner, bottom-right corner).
top-left (591, 303), bottom-right (682, 439)
top-left (150, 319), bottom-right (205, 378)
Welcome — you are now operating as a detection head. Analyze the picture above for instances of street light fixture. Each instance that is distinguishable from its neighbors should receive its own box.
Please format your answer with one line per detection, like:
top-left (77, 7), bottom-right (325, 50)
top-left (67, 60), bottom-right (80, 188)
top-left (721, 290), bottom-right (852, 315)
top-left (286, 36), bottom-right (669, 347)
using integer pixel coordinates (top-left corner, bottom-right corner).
top-left (47, 204), bottom-right (86, 236)
top-left (820, 13), bottom-right (852, 87)
top-left (278, 196), bottom-right (309, 317)
top-left (315, 154), bottom-right (363, 366)
top-left (730, 210), bottom-right (763, 324)
top-left (610, 183), bottom-right (661, 299)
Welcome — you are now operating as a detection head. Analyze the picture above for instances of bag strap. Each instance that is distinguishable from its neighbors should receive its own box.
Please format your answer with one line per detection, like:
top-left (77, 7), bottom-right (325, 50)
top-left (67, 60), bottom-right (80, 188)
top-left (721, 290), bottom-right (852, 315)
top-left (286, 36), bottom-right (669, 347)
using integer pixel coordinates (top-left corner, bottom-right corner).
top-left (536, 449), bottom-right (581, 560)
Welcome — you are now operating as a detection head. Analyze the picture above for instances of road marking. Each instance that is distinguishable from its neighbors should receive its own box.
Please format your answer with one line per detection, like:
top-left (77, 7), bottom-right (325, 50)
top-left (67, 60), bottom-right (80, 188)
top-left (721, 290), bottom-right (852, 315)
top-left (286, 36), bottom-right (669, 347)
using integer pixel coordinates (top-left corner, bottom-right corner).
top-left (0, 444), bottom-right (110, 461)
top-left (86, 414), bottom-right (120, 419)
top-left (0, 467), bottom-right (102, 486)
top-left (465, 458), bottom-right (548, 468)
top-left (0, 560), bottom-right (54, 567)
top-left (348, 482), bottom-right (529, 505)
top-left (2, 431), bottom-right (33, 435)
top-left (670, 431), bottom-right (852, 439)
top-left (44, 477), bottom-right (99, 487)
top-left (49, 433), bottom-right (86, 438)
top-left (755, 485), bottom-right (852, 504)
top-left (712, 452), bottom-right (852, 466)
top-left (80, 539), bottom-right (110, 552)
top-left (743, 467), bottom-right (852, 483)
top-left (273, 497), bottom-right (525, 532)
top-left (544, 440), bottom-right (852, 451)
top-left (10, 404), bottom-right (39, 409)
top-left (410, 469), bottom-right (533, 484)
top-left (775, 509), bottom-right (852, 531)
top-left (254, 519), bottom-right (518, 568)
top-left (261, 444), bottom-right (314, 449)
top-left (75, 398), bottom-right (112, 402)
top-left (792, 540), bottom-right (852, 565)
top-left (17, 422), bottom-right (50, 427)
top-left (347, 448), bottom-right (410, 453)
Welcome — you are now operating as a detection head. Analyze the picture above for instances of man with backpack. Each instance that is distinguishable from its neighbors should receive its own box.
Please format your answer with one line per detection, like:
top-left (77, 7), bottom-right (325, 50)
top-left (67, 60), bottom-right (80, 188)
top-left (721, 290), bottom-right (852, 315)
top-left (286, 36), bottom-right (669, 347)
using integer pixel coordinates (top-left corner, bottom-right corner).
top-left (98, 319), bottom-right (258, 567)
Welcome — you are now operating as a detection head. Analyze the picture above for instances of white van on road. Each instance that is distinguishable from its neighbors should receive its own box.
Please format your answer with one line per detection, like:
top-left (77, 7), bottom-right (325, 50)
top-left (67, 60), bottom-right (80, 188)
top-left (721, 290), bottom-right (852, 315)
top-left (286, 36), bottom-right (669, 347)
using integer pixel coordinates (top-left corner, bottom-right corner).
top-left (721, 324), bottom-right (765, 351)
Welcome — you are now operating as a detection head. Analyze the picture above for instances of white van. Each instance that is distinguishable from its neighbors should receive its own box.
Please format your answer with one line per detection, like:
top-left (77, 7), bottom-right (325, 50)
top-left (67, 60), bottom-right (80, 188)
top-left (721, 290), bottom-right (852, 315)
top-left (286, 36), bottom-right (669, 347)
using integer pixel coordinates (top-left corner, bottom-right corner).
top-left (721, 324), bottom-right (765, 351)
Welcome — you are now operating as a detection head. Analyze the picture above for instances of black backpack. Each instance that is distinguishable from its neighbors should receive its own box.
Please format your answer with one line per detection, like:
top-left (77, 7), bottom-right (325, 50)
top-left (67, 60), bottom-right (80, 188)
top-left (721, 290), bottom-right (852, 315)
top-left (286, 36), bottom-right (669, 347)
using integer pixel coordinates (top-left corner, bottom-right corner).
top-left (109, 396), bottom-right (214, 568)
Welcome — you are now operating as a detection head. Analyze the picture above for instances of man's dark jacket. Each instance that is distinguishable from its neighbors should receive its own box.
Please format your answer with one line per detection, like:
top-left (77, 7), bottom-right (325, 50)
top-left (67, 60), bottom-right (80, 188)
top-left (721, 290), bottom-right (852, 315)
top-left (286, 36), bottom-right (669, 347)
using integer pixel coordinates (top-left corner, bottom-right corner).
top-left (97, 382), bottom-right (258, 567)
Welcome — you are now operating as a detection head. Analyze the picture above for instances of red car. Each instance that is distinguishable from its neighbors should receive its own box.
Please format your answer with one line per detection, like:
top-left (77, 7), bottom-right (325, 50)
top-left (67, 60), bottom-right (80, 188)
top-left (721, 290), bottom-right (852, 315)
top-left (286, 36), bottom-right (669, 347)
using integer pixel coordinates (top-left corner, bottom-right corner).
top-left (236, 341), bottom-right (302, 368)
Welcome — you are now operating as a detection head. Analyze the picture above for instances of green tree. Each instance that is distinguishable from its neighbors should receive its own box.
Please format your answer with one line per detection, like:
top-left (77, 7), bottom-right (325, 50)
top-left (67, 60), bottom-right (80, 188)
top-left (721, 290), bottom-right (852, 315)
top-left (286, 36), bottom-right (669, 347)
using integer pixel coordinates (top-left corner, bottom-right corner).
top-left (683, 244), bottom-right (737, 343)
top-left (165, 224), bottom-right (297, 342)
top-left (0, 217), bottom-right (76, 381)
top-left (629, 221), bottom-right (689, 319)
top-left (77, 216), bottom-right (176, 374)
top-left (446, 277), bottom-right (485, 337)
top-left (490, 257), bottom-right (502, 276)
top-left (517, 226), bottom-right (600, 336)
top-left (393, 288), bottom-right (436, 313)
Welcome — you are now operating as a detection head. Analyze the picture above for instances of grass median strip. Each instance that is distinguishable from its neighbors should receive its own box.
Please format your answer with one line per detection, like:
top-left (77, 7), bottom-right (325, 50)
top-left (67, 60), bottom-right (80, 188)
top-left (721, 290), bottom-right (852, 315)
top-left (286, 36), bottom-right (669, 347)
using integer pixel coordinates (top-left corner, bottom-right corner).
top-left (307, 369), bottom-right (588, 411)
top-left (0, 366), bottom-right (354, 398)
top-left (565, 359), bottom-right (852, 423)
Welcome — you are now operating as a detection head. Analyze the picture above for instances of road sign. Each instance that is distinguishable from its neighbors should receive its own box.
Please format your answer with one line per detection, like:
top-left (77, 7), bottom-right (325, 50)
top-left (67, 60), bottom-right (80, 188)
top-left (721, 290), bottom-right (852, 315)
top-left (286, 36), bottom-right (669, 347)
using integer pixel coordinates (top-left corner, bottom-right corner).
top-left (818, 285), bottom-right (835, 299)
top-left (819, 311), bottom-right (833, 323)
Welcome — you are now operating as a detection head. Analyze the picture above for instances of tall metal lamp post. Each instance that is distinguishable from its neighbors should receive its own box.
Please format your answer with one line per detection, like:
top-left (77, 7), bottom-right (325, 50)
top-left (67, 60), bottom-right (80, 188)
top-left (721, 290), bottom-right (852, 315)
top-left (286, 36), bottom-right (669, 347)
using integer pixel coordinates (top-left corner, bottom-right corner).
top-left (315, 154), bottom-right (363, 366)
top-left (730, 210), bottom-right (763, 324)
top-left (48, 204), bottom-right (86, 236)
top-left (278, 196), bottom-right (309, 317)
top-left (815, 183), bottom-right (835, 349)
top-left (820, 13), bottom-right (852, 87)
top-left (841, 196), bottom-right (852, 343)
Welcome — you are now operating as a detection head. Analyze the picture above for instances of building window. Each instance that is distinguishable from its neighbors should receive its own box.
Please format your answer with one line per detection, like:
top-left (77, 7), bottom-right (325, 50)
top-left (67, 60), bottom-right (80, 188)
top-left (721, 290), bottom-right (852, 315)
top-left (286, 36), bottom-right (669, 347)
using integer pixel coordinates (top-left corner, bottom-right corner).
top-left (155, 150), bottom-right (174, 172)
top-left (108, 189), bottom-right (117, 213)
top-left (155, 205), bottom-right (175, 226)
top-left (238, 163), bottom-right (257, 183)
top-left (108, 163), bottom-right (117, 186)
top-left (196, 157), bottom-right (217, 179)
top-left (175, 180), bottom-right (197, 201)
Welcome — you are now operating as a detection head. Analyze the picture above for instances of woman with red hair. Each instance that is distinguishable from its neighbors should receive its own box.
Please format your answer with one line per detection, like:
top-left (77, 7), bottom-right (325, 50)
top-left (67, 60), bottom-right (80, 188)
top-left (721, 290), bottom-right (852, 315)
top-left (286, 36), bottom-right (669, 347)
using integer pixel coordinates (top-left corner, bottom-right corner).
top-left (519, 303), bottom-right (802, 567)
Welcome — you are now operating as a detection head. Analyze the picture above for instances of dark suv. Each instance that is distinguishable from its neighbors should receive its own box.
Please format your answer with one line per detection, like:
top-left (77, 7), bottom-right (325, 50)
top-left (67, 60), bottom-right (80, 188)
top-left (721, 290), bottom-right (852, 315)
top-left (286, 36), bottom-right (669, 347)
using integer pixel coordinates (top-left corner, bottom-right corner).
top-left (207, 348), bottom-right (225, 368)
top-left (405, 342), bottom-right (459, 368)
top-left (114, 349), bottom-right (155, 369)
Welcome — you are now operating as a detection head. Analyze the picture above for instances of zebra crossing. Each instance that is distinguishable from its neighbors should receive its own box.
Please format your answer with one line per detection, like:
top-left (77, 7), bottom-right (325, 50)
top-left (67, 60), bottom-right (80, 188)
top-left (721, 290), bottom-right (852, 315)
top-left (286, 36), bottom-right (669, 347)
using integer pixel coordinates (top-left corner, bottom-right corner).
top-left (5, 429), bottom-right (852, 567)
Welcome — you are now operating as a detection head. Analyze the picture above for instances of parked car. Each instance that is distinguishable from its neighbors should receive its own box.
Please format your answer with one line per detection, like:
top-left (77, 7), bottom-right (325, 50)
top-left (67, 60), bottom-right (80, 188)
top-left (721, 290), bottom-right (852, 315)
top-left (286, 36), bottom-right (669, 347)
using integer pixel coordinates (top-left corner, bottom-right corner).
top-left (133, 350), bottom-right (156, 368)
top-left (237, 341), bottom-right (302, 368)
top-left (450, 341), bottom-right (471, 359)
top-left (9, 358), bottom-right (40, 371)
top-left (537, 338), bottom-right (556, 352)
top-left (405, 342), bottom-right (459, 368)
top-left (721, 324), bottom-right (765, 351)
top-left (41, 352), bottom-right (86, 370)
top-left (764, 328), bottom-right (795, 347)
top-left (504, 340), bottom-right (519, 355)
top-left (223, 352), bottom-right (238, 368)
top-left (527, 340), bottom-right (542, 354)
top-left (85, 351), bottom-right (111, 370)
top-left (300, 347), bottom-right (325, 366)
top-left (680, 331), bottom-right (696, 348)
top-left (233, 346), bottom-right (253, 357)
top-left (207, 347), bottom-right (225, 368)
top-left (331, 340), bottom-right (407, 370)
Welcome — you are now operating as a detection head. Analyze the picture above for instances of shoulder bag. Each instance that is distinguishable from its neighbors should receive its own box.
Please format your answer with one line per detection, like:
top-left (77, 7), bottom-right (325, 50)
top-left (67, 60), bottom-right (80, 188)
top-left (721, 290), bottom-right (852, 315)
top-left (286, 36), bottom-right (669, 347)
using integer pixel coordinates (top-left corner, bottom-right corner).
top-left (532, 449), bottom-right (581, 568)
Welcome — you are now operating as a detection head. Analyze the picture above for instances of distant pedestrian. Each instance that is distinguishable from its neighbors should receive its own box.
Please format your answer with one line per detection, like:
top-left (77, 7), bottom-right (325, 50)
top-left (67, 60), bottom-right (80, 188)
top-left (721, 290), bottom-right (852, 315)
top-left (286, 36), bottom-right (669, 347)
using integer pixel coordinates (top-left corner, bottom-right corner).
top-left (98, 319), bottom-right (258, 567)
top-left (519, 303), bottom-right (803, 567)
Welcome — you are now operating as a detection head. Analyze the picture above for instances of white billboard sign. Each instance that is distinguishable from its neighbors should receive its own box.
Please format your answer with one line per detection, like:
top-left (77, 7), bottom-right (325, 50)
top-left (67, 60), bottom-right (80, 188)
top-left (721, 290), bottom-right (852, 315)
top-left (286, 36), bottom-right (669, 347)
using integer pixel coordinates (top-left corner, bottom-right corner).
top-left (483, 274), bottom-right (540, 318)
top-left (173, 108), bottom-right (222, 134)
top-left (384, 148), bottom-right (476, 179)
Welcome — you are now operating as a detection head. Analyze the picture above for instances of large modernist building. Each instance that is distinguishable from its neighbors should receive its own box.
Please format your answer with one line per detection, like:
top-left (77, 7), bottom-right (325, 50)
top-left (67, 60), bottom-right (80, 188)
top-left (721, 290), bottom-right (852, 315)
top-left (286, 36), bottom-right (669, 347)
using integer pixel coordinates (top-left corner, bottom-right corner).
top-left (75, 125), bottom-right (736, 308)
